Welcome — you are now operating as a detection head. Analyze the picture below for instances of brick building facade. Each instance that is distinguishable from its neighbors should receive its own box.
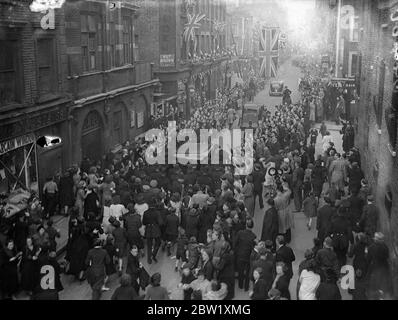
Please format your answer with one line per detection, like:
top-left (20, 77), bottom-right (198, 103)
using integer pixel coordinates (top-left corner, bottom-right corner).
top-left (0, 0), bottom-right (159, 198)
top-left (355, 0), bottom-right (398, 296)
top-left (134, 0), bottom-right (230, 120)
top-left (0, 0), bottom-right (71, 197)
top-left (63, 0), bottom-right (158, 166)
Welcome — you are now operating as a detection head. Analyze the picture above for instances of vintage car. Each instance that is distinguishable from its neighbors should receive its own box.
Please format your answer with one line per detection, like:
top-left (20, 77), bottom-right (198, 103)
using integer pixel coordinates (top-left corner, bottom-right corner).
top-left (241, 103), bottom-right (260, 128)
top-left (269, 80), bottom-right (284, 96)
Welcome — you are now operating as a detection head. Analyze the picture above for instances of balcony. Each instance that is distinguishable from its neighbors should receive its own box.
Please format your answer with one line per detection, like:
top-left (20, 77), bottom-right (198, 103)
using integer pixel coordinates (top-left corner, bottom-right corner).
top-left (67, 62), bottom-right (154, 100)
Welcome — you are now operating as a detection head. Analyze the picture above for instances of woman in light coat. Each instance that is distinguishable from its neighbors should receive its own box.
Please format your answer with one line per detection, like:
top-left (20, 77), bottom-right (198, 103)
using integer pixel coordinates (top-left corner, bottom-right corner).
top-left (274, 184), bottom-right (294, 243)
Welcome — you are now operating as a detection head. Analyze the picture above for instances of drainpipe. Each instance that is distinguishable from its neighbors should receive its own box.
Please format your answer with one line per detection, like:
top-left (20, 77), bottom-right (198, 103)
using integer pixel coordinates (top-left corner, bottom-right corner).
top-left (335, 0), bottom-right (342, 77)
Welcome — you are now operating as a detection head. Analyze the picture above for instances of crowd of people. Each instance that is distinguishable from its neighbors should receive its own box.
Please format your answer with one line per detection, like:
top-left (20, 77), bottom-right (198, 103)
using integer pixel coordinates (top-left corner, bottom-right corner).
top-left (0, 60), bottom-right (394, 300)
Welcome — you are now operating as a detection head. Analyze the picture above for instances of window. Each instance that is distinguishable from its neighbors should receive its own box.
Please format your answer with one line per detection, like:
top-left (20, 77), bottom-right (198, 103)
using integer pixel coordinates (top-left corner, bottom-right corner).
top-left (348, 52), bottom-right (358, 78)
top-left (122, 17), bottom-right (133, 65)
top-left (133, 34), bottom-right (139, 61)
top-left (350, 16), bottom-right (359, 42)
top-left (109, 21), bottom-right (116, 68)
top-left (232, 24), bottom-right (238, 36)
top-left (196, 35), bottom-right (200, 55)
top-left (181, 35), bottom-right (187, 61)
top-left (81, 14), bottom-right (98, 72)
top-left (0, 40), bottom-right (19, 106)
top-left (37, 38), bottom-right (56, 96)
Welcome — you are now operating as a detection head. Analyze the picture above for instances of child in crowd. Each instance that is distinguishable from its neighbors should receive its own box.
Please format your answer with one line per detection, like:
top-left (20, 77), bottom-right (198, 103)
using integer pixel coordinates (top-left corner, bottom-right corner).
top-left (303, 192), bottom-right (318, 230)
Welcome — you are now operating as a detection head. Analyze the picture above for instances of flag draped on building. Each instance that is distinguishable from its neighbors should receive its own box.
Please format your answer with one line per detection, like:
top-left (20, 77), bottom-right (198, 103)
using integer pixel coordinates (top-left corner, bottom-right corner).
top-left (258, 27), bottom-right (279, 78)
top-left (183, 13), bottom-right (206, 53)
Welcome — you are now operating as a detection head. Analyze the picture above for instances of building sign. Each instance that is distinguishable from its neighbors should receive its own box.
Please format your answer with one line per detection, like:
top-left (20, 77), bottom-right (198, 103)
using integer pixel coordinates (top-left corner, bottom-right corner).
top-left (137, 112), bottom-right (144, 128)
top-left (0, 134), bottom-right (36, 155)
top-left (330, 78), bottom-right (356, 89)
top-left (321, 55), bottom-right (330, 64)
top-left (0, 107), bottom-right (68, 141)
top-left (160, 54), bottom-right (175, 67)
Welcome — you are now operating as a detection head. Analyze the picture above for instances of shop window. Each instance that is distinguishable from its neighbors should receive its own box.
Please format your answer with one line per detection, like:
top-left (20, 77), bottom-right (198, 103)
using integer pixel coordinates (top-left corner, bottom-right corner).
top-left (0, 140), bottom-right (38, 194)
top-left (0, 40), bottom-right (19, 106)
top-left (37, 38), bottom-right (56, 97)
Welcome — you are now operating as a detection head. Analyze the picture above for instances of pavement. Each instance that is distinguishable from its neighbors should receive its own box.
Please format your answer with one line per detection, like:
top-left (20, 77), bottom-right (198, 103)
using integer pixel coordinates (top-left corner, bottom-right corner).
top-left (17, 58), bottom-right (350, 300)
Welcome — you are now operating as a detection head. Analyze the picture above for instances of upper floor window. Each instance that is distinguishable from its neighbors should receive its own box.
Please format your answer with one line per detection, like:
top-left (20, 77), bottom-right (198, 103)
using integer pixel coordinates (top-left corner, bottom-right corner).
top-left (133, 34), bottom-right (139, 62)
top-left (81, 14), bottom-right (98, 72)
top-left (348, 52), bottom-right (358, 78)
top-left (122, 17), bottom-right (133, 65)
top-left (109, 21), bottom-right (117, 68)
top-left (350, 16), bottom-right (359, 42)
top-left (0, 39), bottom-right (19, 106)
top-left (37, 38), bottom-right (56, 97)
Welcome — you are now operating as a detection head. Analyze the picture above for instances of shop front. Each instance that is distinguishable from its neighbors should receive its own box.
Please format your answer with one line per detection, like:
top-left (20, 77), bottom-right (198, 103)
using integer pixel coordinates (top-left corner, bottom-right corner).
top-left (0, 133), bottom-right (38, 219)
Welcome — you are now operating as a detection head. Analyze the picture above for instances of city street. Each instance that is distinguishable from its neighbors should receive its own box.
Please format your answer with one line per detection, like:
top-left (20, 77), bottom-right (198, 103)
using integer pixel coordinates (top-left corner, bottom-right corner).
top-left (3, 0), bottom-right (396, 303)
top-left (43, 59), bottom-right (346, 301)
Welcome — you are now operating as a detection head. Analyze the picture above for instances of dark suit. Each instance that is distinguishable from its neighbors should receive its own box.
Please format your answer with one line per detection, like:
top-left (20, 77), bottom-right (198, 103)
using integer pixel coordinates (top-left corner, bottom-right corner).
top-left (327, 214), bottom-right (353, 268)
top-left (126, 253), bottom-right (141, 293)
top-left (143, 207), bottom-right (161, 263)
top-left (124, 213), bottom-right (143, 249)
top-left (251, 278), bottom-right (268, 300)
top-left (292, 167), bottom-right (304, 211)
top-left (317, 204), bottom-right (336, 243)
top-left (275, 245), bottom-right (295, 280)
top-left (234, 229), bottom-right (256, 291)
top-left (261, 206), bottom-right (279, 245)
top-left (348, 195), bottom-right (364, 231)
top-left (252, 255), bottom-right (275, 294)
top-left (315, 248), bottom-right (340, 281)
top-left (275, 274), bottom-right (291, 300)
top-left (217, 251), bottom-right (235, 300)
top-left (252, 169), bottom-right (265, 209)
top-left (359, 203), bottom-right (379, 237)
top-left (85, 247), bottom-right (110, 300)
top-left (316, 282), bottom-right (342, 300)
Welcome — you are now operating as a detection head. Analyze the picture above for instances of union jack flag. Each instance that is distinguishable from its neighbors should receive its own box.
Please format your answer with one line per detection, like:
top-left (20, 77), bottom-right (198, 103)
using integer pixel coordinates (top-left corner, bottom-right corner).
top-left (213, 20), bottom-right (226, 35)
top-left (258, 28), bottom-right (279, 78)
top-left (184, 0), bottom-right (197, 10)
top-left (183, 13), bottom-right (206, 43)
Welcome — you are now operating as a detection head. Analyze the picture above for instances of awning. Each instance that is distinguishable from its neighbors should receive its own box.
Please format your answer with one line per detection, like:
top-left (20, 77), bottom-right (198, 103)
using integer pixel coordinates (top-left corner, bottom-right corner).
top-left (0, 133), bottom-right (36, 156)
